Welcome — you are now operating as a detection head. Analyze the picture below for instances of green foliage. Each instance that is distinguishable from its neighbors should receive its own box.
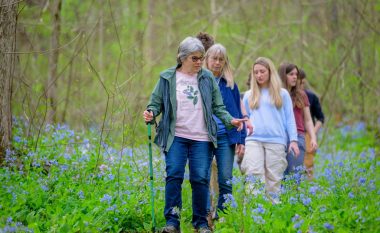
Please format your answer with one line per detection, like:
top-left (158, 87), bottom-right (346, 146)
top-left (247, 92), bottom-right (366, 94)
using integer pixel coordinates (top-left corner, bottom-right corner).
top-left (1, 118), bottom-right (379, 232)
top-left (13, 1), bottom-right (380, 140)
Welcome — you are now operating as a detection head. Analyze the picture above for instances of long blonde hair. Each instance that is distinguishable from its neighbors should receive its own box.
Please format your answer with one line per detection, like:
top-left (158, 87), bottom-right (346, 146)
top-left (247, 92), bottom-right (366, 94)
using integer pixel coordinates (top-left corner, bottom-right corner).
top-left (204, 43), bottom-right (234, 89)
top-left (249, 57), bottom-right (283, 109)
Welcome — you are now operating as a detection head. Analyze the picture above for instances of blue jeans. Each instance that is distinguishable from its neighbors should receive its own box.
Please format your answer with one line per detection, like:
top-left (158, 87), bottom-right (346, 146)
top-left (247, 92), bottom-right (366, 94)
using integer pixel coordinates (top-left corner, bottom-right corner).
top-left (164, 136), bottom-right (213, 229)
top-left (285, 134), bottom-right (306, 175)
top-left (212, 134), bottom-right (235, 212)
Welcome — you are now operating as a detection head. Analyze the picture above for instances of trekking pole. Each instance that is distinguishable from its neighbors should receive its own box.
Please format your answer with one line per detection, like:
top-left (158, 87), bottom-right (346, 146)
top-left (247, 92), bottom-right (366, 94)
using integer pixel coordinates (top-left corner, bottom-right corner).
top-left (146, 110), bottom-right (156, 232)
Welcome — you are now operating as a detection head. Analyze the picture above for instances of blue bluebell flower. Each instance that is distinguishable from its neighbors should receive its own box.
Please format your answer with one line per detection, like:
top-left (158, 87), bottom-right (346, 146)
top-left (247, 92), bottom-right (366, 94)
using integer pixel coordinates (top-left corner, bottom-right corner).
top-left (41, 185), bottom-right (49, 192)
top-left (107, 204), bottom-right (117, 211)
top-left (293, 219), bottom-right (304, 229)
top-left (309, 186), bottom-right (318, 195)
top-left (60, 164), bottom-right (69, 173)
top-left (302, 197), bottom-right (311, 206)
top-left (289, 196), bottom-right (297, 204)
top-left (223, 193), bottom-right (237, 208)
top-left (358, 177), bottom-right (366, 185)
top-left (358, 168), bottom-right (366, 173)
top-left (292, 214), bottom-right (300, 222)
top-left (78, 190), bottom-right (85, 199)
top-left (355, 122), bottom-right (365, 132)
top-left (100, 194), bottom-right (112, 203)
top-left (13, 136), bottom-right (22, 143)
top-left (253, 204), bottom-right (265, 214)
top-left (323, 223), bottom-right (334, 230)
top-left (252, 215), bottom-right (265, 224)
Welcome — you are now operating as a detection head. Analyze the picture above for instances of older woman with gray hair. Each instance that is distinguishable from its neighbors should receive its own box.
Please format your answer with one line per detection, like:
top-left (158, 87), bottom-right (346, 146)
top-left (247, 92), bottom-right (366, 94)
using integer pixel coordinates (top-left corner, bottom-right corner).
top-left (143, 37), bottom-right (246, 233)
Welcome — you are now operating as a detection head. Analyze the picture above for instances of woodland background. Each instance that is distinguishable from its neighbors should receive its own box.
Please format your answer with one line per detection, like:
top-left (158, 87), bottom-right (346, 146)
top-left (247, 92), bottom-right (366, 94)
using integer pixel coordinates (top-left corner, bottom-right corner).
top-left (1, 0), bottom-right (380, 162)
top-left (0, 0), bottom-right (379, 232)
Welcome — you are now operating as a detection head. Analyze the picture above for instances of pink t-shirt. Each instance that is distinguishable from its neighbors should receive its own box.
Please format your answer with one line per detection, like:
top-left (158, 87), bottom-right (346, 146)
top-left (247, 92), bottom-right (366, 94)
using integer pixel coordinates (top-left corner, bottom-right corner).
top-left (293, 90), bottom-right (310, 134)
top-left (175, 71), bottom-right (210, 141)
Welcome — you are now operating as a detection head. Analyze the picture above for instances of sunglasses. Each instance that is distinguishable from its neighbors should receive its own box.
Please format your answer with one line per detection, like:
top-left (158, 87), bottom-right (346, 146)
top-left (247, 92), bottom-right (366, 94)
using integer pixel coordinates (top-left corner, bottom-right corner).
top-left (191, 56), bottom-right (205, 62)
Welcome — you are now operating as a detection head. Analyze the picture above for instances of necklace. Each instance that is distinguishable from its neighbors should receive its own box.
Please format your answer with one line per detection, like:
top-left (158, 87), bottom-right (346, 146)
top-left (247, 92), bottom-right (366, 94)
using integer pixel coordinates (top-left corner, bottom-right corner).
top-left (215, 77), bottom-right (221, 85)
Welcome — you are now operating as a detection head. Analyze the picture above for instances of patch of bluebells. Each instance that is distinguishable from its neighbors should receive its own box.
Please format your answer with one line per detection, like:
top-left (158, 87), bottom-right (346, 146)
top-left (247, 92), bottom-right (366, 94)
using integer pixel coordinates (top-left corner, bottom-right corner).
top-left (339, 125), bottom-right (351, 137)
top-left (51, 124), bottom-right (75, 142)
top-left (285, 169), bottom-right (304, 185)
top-left (5, 149), bottom-right (16, 167)
top-left (323, 222), bottom-right (334, 231)
top-left (358, 177), bottom-right (366, 185)
top-left (293, 219), bottom-right (304, 230)
top-left (252, 214), bottom-right (265, 225)
top-left (27, 151), bottom-right (35, 158)
top-left (59, 164), bottom-right (69, 173)
top-left (369, 180), bottom-right (376, 191)
top-left (107, 174), bottom-right (115, 181)
top-left (100, 194), bottom-right (112, 204)
top-left (107, 204), bottom-right (117, 211)
top-left (292, 214), bottom-right (300, 222)
top-left (253, 204), bottom-right (265, 214)
top-left (309, 186), bottom-right (319, 195)
top-left (245, 175), bottom-right (261, 184)
top-left (223, 193), bottom-right (237, 209)
top-left (13, 136), bottom-right (22, 143)
top-left (63, 153), bottom-right (71, 160)
top-left (302, 197), bottom-right (311, 206)
top-left (354, 121), bottom-right (366, 132)
top-left (121, 147), bottom-right (133, 157)
top-left (289, 196), bottom-right (298, 204)
top-left (40, 184), bottom-right (49, 192)
top-left (226, 176), bottom-right (241, 186)
top-left (0, 217), bottom-right (34, 233)
top-left (78, 190), bottom-right (85, 199)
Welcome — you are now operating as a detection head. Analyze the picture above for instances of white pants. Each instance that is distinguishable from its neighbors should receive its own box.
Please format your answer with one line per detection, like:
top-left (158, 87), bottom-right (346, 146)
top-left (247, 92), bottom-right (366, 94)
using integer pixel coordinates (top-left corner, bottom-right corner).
top-left (241, 141), bottom-right (287, 195)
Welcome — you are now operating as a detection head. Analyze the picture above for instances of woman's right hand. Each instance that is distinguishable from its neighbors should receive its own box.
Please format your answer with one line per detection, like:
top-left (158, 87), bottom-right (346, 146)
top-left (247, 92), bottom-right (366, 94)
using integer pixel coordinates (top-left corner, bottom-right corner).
top-left (246, 120), bottom-right (254, 135)
top-left (143, 110), bottom-right (154, 123)
top-left (288, 141), bottom-right (300, 157)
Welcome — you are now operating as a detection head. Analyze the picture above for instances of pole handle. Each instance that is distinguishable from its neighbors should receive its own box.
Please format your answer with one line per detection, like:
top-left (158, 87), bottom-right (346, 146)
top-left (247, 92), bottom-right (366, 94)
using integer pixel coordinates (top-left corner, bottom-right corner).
top-left (146, 109), bottom-right (155, 125)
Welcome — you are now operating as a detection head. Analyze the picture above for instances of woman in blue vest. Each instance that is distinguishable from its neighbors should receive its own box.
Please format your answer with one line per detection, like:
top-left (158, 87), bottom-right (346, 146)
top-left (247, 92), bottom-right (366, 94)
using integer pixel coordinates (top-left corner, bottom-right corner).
top-left (204, 43), bottom-right (247, 222)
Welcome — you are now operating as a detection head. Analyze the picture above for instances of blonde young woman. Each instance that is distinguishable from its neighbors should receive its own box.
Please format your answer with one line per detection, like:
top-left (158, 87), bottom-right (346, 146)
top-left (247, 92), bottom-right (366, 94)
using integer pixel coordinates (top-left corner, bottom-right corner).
top-left (241, 57), bottom-right (299, 201)
top-left (204, 43), bottom-right (248, 220)
top-left (278, 63), bottom-right (318, 176)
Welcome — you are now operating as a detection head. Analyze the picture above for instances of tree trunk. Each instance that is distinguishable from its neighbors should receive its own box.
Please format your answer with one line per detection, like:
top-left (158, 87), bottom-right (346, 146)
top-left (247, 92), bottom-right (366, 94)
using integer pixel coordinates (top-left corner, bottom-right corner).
top-left (46, 0), bottom-right (62, 124)
top-left (98, 2), bottom-right (104, 72)
top-left (210, 0), bottom-right (219, 39)
top-left (0, 0), bottom-right (17, 162)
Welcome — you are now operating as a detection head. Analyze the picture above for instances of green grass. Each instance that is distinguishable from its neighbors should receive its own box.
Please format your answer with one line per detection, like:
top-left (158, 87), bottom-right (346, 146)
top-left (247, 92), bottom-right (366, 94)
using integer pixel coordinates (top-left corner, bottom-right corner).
top-left (1, 119), bottom-right (379, 232)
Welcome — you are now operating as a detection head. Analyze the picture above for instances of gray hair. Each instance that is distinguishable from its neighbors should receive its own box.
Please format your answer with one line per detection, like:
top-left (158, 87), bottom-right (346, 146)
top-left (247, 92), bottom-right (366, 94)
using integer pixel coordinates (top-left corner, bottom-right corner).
top-left (205, 43), bottom-right (235, 89)
top-left (177, 37), bottom-right (205, 64)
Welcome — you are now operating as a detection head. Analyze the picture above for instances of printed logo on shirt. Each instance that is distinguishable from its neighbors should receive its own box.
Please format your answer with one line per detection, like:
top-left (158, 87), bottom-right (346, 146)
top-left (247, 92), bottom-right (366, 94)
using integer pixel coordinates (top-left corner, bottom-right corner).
top-left (183, 85), bottom-right (199, 106)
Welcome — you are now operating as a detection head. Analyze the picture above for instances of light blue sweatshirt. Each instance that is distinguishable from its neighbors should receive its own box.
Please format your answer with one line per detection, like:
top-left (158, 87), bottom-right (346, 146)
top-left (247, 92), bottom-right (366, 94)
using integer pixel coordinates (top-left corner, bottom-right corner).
top-left (243, 88), bottom-right (297, 146)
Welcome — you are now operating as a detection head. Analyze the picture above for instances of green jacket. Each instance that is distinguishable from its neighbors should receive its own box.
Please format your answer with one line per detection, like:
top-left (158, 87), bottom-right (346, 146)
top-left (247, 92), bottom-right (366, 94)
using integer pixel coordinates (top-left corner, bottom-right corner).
top-left (147, 65), bottom-right (234, 152)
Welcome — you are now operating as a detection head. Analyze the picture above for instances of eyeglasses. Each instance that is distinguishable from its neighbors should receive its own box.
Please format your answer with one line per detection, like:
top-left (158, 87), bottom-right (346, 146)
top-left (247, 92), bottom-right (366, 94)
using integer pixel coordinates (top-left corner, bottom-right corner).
top-left (191, 56), bottom-right (205, 62)
top-left (211, 56), bottom-right (225, 63)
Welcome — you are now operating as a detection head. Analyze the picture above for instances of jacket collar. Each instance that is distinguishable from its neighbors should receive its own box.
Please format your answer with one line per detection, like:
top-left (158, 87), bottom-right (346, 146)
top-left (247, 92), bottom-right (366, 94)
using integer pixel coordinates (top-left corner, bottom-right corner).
top-left (160, 64), bottom-right (208, 81)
